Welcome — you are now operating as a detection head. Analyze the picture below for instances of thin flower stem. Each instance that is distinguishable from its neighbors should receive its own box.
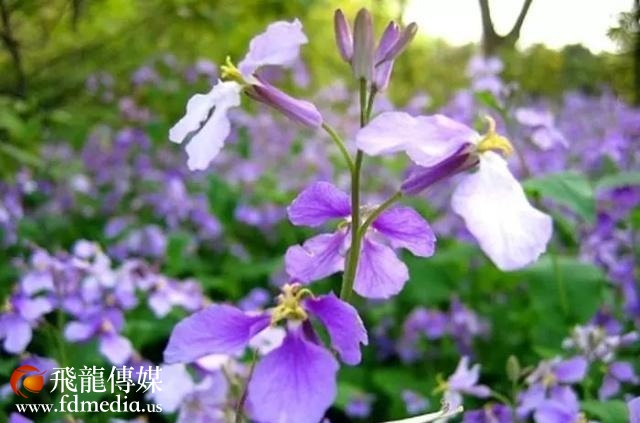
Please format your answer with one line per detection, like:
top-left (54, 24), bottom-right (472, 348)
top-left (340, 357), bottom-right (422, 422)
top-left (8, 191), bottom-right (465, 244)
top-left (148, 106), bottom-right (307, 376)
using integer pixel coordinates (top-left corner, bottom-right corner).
top-left (321, 122), bottom-right (354, 173)
top-left (340, 79), bottom-right (381, 301)
top-left (360, 191), bottom-right (402, 234)
top-left (235, 351), bottom-right (259, 423)
top-left (340, 78), bottom-right (369, 301)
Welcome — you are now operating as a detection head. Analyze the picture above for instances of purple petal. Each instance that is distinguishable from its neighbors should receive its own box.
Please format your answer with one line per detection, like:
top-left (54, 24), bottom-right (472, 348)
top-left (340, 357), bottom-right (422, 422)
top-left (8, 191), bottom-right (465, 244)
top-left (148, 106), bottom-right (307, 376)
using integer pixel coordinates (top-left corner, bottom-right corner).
top-left (304, 293), bottom-right (368, 365)
top-left (356, 112), bottom-right (477, 167)
top-left (99, 333), bottom-right (133, 365)
top-left (598, 375), bottom-right (620, 400)
top-left (285, 231), bottom-right (347, 283)
top-left (373, 206), bottom-right (436, 257)
top-left (553, 356), bottom-right (588, 384)
top-left (249, 81), bottom-right (322, 128)
top-left (610, 361), bottom-right (638, 382)
top-left (19, 297), bottom-right (53, 321)
top-left (354, 238), bottom-right (409, 299)
top-left (164, 305), bottom-right (270, 363)
top-left (333, 10), bottom-right (353, 61)
top-left (9, 413), bottom-right (33, 423)
top-left (64, 321), bottom-right (96, 342)
top-left (1, 315), bottom-right (32, 353)
top-left (247, 329), bottom-right (338, 423)
top-left (287, 181), bottom-right (351, 227)
top-left (238, 19), bottom-right (308, 75)
top-left (628, 397), bottom-right (640, 423)
top-left (21, 272), bottom-right (54, 295)
top-left (534, 400), bottom-right (575, 423)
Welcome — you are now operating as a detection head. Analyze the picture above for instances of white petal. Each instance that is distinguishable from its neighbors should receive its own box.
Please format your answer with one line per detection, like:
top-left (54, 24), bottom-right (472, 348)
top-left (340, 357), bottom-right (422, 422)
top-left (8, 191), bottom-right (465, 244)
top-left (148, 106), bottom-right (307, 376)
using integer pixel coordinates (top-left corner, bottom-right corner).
top-left (238, 19), bottom-right (308, 76)
top-left (170, 81), bottom-right (241, 171)
top-left (451, 152), bottom-right (552, 270)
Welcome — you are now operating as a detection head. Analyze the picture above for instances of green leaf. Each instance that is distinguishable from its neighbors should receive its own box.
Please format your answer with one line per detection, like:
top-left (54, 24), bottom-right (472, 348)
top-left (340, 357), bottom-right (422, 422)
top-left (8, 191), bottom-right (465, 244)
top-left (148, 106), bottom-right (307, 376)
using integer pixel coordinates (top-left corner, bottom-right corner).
top-left (596, 171), bottom-right (640, 191)
top-left (520, 256), bottom-right (606, 350)
top-left (523, 171), bottom-right (596, 223)
top-left (582, 400), bottom-right (629, 423)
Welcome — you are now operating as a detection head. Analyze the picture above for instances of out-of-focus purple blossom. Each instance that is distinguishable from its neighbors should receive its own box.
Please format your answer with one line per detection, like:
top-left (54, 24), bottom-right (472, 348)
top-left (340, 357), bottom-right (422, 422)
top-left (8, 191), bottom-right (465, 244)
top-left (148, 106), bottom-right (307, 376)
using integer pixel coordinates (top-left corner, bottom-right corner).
top-left (346, 392), bottom-right (375, 418)
top-left (562, 324), bottom-right (638, 363)
top-left (0, 294), bottom-right (53, 353)
top-left (439, 357), bottom-right (491, 409)
top-left (132, 65), bottom-right (160, 87)
top-left (629, 397), bottom-right (640, 423)
top-left (402, 390), bottom-right (429, 415)
top-left (463, 404), bottom-right (513, 423)
top-left (598, 361), bottom-right (639, 400)
top-left (515, 107), bottom-right (568, 150)
top-left (148, 364), bottom-right (228, 422)
top-left (64, 308), bottom-right (133, 365)
top-left (238, 288), bottom-right (271, 311)
top-left (466, 56), bottom-right (504, 97)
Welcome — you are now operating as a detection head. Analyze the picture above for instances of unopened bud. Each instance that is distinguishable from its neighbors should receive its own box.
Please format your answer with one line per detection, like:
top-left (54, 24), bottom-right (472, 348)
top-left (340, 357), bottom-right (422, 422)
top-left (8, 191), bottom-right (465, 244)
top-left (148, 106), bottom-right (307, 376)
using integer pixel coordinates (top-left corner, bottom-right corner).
top-left (352, 8), bottom-right (375, 81)
top-left (334, 9), bottom-right (353, 62)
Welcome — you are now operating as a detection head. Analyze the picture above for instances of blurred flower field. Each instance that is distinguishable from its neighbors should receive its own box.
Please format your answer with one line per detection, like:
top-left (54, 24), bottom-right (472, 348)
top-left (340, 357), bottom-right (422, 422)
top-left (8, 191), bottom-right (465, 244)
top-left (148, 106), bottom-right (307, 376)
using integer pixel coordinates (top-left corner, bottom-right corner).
top-left (1, 3), bottom-right (639, 423)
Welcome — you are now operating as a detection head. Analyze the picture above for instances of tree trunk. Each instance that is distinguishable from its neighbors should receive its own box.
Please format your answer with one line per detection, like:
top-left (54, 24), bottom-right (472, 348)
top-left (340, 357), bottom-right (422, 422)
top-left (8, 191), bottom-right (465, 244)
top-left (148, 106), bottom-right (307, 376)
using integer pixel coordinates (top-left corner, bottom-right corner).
top-left (478, 0), bottom-right (533, 56)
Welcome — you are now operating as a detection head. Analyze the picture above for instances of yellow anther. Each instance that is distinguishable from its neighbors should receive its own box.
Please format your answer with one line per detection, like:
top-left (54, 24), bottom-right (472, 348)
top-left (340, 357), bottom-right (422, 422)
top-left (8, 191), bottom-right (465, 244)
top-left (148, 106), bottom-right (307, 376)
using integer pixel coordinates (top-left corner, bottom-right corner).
top-left (432, 373), bottom-right (448, 394)
top-left (542, 372), bottom-right (556, 388)
top-left (270, 283), bottom-right (312, 325)
top-left (220, 56), bottom-right (246, 84)
top-left (477, 115), bottom-right (514, 157)
top-left (100, 320), bottom-right (114, 333)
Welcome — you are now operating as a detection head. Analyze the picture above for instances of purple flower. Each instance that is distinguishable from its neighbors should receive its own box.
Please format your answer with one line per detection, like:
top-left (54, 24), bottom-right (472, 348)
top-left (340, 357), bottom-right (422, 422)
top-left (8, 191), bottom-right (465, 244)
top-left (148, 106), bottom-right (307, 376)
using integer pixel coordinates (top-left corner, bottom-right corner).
top-left (439, 357), bottom-right (491, 409)
top-left (148, 364), bottom-right (228, 422)
top-left (164, 284), bottom-right (368, 423)
top-left (346, 392), bottom-right (375, 418)
top-left (0, 294), bottom-right (53, 353)
top-left (64, 308), bottom-right (133, 365)
top-left (356, 113), bottom-right (552, 271)
top-left (515, 107), bottom-right (568, 150)
top-left (463, 404), bottom-right (513, 423)
top-left (533, 386), bottom-right (583, 423)
top-left (629, 397), bottom-right (640, 423)
top-left (284, 181), bottom-right (435, 298)
top-left (170, 19), bottom-right (321, 171)
top-left (402, 390), bottom-right (429, 415)
top-left (598, 361), bottom-right (638, 400)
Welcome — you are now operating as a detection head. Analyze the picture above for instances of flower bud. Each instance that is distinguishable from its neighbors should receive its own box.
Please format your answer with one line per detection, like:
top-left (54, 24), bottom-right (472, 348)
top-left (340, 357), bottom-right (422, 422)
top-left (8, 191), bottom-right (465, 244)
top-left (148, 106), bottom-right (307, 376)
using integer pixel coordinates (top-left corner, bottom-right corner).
top-left (352, 8), bottom-right (374, 81)
top-left (377, 22), bottom-right (418, 65)
top-left (334, 9), bottom-right (353, 62)
top-left (375, 22), bottom-right (400, 63)
top-left (401, 143), bottom-right (479, 195)
top-left (248, 80), bottom-right (323, 128)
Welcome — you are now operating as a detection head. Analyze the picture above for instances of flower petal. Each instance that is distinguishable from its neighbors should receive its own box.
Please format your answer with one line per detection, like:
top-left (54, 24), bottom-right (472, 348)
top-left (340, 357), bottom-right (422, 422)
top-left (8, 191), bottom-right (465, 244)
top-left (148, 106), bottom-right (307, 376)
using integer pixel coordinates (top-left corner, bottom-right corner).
top-left (354, 238), bottom-right (409, 299)
top-left (64, 321), bottom-right (96, 342)
top-left (373, 206), bottom-right (436, 257)
top-left (285, 231), bottom-right (347, 283)
top-left (247, 329), bottom-right (338, 423)
top-left (1, 315), bottom-right (32, 353)
top-left (355, 112), bottom-right (477, 167)
top-left (238, 19), bottom-right (308, 76)
top-left (451, 152), bottom-right (552, 270)
top-left (164, 305), bottom-right (270, 363)
top-left (99, 333), bottom-right (132, 365)
top-left (304, 293), bottom-right (368, 365)
top-left (169, 81), bottom-right (242, 171)
top-left (287, 181), bottom-right (351, 227)
top-left (628, 397), bottom-right (640, 423)
top-left (553, 356), bottom-right (588, 384)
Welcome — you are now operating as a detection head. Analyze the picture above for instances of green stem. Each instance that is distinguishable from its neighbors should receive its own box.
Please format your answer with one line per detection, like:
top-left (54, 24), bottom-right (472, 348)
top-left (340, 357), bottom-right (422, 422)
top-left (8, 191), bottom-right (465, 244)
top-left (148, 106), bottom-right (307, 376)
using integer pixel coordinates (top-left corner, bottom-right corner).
top-left (235, 351), bottom-right (258, 423)
top-left (340, 79), bottom-right (369, 301)
top-left (361, 192), bottom-right (402, 234)
top-left (321, 122), bottom-right (354, 173)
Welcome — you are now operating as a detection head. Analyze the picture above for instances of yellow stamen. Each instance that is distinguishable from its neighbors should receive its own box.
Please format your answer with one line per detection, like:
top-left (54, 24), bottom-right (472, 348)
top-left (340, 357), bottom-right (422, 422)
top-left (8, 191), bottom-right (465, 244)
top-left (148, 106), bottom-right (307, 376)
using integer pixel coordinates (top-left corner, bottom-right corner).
top-left (270, 283), bottom-right (312, 325)
top-left (477, 115), bottom-right (514, 157)
top-left (220, 56), bottom-right (246, 84)
top-left (432, 373), bottom-right (448, 394)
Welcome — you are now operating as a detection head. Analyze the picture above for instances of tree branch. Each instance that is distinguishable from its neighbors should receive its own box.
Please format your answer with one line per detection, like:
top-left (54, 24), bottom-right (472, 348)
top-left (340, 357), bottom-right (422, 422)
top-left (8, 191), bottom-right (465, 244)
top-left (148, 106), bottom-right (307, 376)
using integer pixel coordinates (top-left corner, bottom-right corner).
top-left (478, 0), bottom-right (497, 39)
top-left (507, 0), bottom-right (534, 40)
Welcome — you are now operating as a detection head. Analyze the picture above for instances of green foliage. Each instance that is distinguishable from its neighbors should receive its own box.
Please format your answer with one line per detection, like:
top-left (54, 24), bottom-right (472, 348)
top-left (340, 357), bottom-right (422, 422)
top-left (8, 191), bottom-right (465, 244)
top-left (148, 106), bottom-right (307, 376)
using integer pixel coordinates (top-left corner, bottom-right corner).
top-left (524, 171), bottom-right (596, 223)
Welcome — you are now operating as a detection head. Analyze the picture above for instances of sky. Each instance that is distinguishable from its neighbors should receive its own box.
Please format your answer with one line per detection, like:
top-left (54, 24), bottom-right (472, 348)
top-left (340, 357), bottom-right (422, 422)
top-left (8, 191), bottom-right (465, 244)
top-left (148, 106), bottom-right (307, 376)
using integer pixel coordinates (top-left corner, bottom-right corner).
top-left (404, 0), bottom-right (632, 53)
